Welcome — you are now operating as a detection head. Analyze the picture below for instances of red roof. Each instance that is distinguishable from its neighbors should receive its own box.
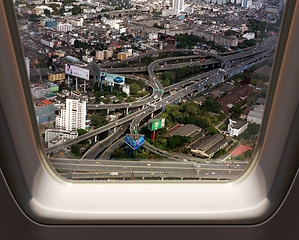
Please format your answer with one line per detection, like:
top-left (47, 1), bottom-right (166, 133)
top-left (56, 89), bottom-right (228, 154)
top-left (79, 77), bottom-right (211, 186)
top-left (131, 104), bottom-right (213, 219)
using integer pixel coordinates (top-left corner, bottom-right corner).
top-left (231, 145), bottom-right (253, 157)
top-left (41, 100), bottom-right (53, 105)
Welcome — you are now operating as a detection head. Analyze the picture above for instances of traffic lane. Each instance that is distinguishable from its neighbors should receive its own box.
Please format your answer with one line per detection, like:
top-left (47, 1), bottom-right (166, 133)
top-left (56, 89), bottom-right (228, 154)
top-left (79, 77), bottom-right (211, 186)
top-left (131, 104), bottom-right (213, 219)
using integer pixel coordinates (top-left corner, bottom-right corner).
top-left (50, 158), bottom-right (248, 170)
top-left (50, 162), bottom-right (245, 174)
top-left (58, 168), bottom-right (242, 180)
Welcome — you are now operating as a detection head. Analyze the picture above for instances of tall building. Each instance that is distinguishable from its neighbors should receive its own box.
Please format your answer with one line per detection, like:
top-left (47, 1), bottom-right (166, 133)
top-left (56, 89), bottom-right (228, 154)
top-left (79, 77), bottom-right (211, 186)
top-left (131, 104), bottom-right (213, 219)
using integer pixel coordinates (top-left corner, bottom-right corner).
top-left (230, 0), bottom-right (242, 4)
top-left (173, 0), bottom-right (184, 14)
top-left (242, 0), bottom-right (252, 8)
top-left (95, 51), bottom-right (104, 60)
top-left (56, 98), bottom-right (86, 131)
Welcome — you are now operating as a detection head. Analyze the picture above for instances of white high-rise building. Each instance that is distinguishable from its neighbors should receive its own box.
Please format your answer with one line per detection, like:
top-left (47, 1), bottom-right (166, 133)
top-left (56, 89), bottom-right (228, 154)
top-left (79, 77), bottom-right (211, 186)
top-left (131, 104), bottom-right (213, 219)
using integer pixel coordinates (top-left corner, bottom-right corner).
top-left (56, 98), bottom-right (86, 131)
top-left (173, 0), bottom-right (184, 14)
top-left (242, 0), bottom-right (252, 8)
top-left (230, 0), bottom-right (242, 4)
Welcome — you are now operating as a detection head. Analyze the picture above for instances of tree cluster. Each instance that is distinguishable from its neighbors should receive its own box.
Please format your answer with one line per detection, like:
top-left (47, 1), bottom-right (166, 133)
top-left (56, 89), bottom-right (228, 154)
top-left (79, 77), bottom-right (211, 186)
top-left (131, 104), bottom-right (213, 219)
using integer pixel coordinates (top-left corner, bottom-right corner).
top-left (167, 135), bottom-right (190, 150)
top-left (239, 123), bottom-right (260, 140)
top-left (91, 114), bottom-right (108, 129)
top-left (159, 66), bottom-right (203, 87)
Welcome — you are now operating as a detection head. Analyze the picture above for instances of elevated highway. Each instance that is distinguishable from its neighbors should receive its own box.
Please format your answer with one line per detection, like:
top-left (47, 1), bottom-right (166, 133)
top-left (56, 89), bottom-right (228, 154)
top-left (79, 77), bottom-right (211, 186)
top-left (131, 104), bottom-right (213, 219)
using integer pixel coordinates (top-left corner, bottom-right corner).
top-left (45, 39), bottom-right (276, 154)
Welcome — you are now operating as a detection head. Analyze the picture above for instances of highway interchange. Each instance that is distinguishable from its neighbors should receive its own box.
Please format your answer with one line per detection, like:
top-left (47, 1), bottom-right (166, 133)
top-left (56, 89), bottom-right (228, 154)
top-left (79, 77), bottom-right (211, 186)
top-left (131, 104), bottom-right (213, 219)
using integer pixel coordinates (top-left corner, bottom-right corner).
top-left (48, 37), bottom-right (277, 181)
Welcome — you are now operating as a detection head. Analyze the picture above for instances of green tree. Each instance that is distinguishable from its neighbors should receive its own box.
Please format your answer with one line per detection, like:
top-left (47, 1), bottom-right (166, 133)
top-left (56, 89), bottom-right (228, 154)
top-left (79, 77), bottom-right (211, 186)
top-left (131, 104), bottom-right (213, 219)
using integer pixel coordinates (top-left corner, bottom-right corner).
top-left (129, 83), bottom-right (141, 95)
top-left (71, 144), bottom-right (81, 157)
top-left (126, 96), bottom-right (136, 102)
top-left (167, 135), bottom-right (189, 150)
top-left (235, 155), bottom-right (245, 160)
top-left (207, 126), bottom-right (218, 135)
top-left (91, 115), bottom-right (108, 129)
top-left (135, 149), bottom-right (152, 159)
top-left (202, 99), bottom-right (222, 114)
top-left (72, 5), bottom-right (82, 15)
top-left (224, 29), bottom-right (235, 36)
top-left (77, 129), bottom-right (87, 136)
top-left (44, 9), bottom-right (50, 16)
top-left (230, 105), bottom-right (243, 118)
top-left (244, 149), bottom-right (254, 158)
top-left (111, 148), bottom-right (126, 159)
top-left (213, 149), bottom-right (226, 158)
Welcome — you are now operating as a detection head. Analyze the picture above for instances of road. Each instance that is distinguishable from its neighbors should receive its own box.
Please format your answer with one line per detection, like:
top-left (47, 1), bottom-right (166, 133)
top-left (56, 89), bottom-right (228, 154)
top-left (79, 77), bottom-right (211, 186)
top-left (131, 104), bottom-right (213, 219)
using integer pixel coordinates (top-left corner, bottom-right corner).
top-left (51, 158), bottom-right (247, 180)
top-left (81, 122), bottom-right (129, 159)
top-left (45, 38), bottom-right (276, 155)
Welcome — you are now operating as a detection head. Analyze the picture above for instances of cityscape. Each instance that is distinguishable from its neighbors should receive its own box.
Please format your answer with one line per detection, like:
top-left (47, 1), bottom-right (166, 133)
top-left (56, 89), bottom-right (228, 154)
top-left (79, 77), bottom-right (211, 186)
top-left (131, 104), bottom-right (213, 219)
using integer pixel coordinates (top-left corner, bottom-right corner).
top-left (14, 0), bottom-right (284, 181)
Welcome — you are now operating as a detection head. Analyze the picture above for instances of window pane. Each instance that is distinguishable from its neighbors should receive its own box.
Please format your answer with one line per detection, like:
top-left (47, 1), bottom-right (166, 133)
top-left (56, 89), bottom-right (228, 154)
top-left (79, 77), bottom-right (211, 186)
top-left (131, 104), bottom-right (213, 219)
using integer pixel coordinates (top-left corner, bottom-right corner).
top-left (14, 0), bottom-right (285, 182)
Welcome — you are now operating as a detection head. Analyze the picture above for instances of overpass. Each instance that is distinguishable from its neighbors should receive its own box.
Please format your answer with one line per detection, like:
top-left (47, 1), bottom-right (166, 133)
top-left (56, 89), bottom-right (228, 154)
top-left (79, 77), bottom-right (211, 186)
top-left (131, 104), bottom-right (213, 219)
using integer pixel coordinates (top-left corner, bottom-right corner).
top-left (45, 40), bottom-right (276, 154)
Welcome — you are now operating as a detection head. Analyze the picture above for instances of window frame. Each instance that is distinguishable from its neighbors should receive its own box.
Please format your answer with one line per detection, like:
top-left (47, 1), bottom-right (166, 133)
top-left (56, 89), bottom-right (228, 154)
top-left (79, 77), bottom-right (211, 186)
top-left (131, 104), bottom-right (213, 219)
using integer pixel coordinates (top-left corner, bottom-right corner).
top-left (0, 0), bottom-right (298, 224)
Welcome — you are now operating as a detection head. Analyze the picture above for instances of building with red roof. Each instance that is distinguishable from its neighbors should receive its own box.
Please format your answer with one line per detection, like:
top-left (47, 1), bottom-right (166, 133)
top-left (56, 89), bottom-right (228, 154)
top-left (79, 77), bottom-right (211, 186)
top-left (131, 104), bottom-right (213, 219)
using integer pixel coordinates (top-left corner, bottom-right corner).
top-left (41, 100), bottom-right (53, 105)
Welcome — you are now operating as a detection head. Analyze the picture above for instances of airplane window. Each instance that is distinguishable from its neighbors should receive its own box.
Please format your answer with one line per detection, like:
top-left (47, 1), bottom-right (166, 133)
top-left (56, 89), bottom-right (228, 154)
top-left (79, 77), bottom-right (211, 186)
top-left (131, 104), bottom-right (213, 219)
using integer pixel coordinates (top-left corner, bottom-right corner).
top-left (1, 0), bottom-right (298, 224)
top-left (13, 0), bottom-right (285, 182)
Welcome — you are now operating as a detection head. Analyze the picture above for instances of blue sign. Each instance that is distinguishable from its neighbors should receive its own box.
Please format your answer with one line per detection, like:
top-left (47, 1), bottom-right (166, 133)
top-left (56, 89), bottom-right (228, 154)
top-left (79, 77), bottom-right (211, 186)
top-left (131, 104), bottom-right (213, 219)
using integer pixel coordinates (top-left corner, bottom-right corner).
top-left (125, 134), bottom-right (145, 150)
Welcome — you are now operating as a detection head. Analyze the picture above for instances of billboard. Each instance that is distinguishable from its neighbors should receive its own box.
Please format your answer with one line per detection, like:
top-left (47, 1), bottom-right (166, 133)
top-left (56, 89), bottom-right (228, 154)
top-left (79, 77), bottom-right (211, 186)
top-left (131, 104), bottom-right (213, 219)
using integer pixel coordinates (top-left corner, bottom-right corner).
top-left (125, 134), bottom-right (145, 150)
top-left (65, 64), bottom-right (89, 80)
top-left (99, 72), bottom-right (125, 86)
top-left (158, 33), bottom-right (176, 45)
top-left (148, 118), bottom-right (165, 131)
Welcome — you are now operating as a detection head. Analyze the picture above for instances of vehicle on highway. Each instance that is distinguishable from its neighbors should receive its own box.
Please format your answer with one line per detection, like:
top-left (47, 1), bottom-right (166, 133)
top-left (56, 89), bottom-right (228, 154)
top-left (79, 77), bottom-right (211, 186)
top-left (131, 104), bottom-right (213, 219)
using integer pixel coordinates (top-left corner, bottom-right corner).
top-left (110, 172), bottom-right (119, 176)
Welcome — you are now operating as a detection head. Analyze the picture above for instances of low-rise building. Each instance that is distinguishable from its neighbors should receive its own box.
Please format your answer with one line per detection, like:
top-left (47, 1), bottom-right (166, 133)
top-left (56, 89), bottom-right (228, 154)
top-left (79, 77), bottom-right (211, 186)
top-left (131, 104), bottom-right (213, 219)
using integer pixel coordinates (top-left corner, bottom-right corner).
top-left (104, 50), bottom-right (113, 59)
top-left (189, 134), bottom-right (228, 158)
top-left (167, 124), bottom-right (201, 138)
top-left (45, 129), bottom-right (78, 147)
top-left (57, 23), bottom-right (72, 32)
top-left (117, 52), bottom-right (127, 60)
top-left (48, 72), bottom-right (66, 82)
top-left (122, 84), bottom-right (130, 96)
top-left (82, 55), bottom-right (93, 63)
top-left (31, 85), bottom-right (51, 98)
top-left (243, 32), bottom-right (255, 40)
top-left (247, 105), bottom-right (265, 124)
top-left (227, 119), bottom-right (248, 137)
top-left (95, 51), bottom-right (104, 60)
top-left (35, 100), bottom-right (55, 124)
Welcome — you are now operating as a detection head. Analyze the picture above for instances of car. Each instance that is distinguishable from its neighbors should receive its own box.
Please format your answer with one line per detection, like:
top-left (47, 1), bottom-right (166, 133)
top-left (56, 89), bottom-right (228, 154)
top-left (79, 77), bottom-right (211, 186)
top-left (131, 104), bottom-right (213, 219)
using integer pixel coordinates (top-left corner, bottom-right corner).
top-left (204, 173), bottom-right (209, 176)
top-left (113, 77), bottom-right (124, 83)
top-left (147, 163), bottom-right (151, 166)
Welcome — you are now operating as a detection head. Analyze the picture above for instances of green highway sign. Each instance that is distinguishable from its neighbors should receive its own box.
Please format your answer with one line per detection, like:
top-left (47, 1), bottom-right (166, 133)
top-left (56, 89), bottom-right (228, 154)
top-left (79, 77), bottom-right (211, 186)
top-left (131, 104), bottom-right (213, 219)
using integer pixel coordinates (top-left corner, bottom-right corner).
top-left (148, 118), bottom-right (166, 131)
top-left (153, 89), bottom-right (164, 92)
